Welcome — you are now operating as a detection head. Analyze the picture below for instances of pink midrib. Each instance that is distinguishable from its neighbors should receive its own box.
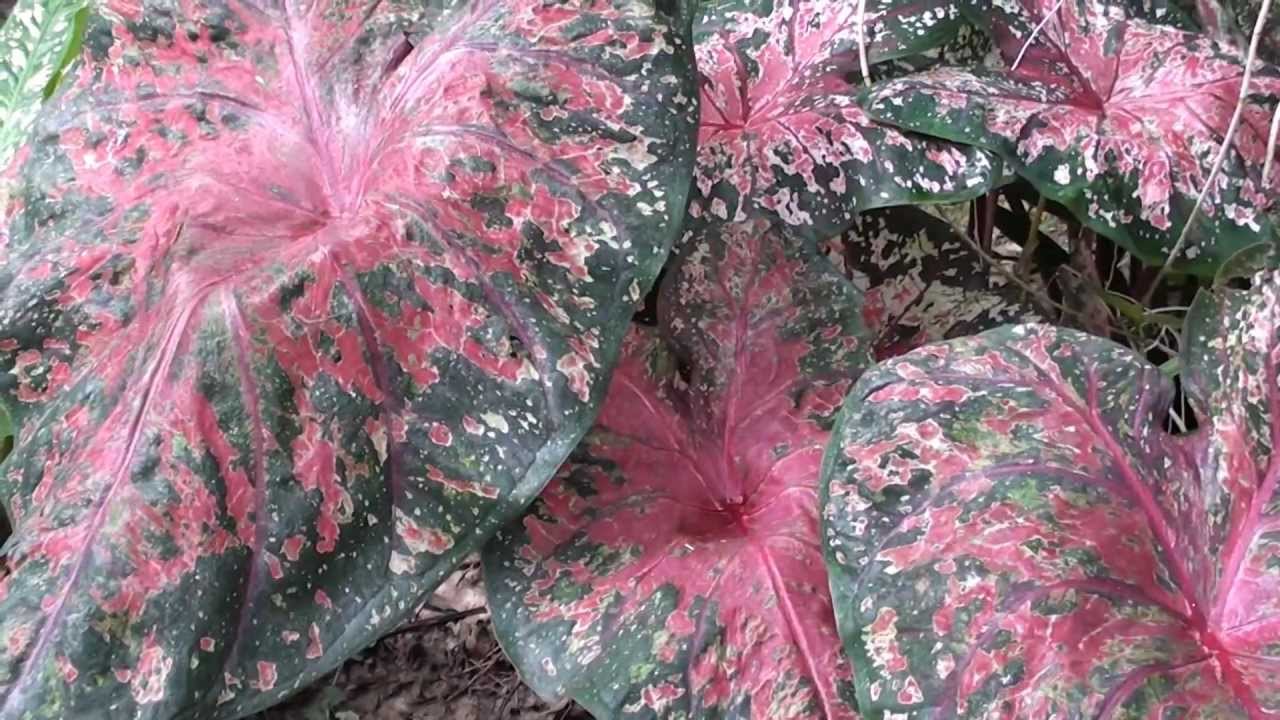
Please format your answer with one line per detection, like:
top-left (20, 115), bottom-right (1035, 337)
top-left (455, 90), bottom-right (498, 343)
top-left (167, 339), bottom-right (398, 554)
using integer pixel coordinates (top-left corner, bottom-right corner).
top-left (1079, 370), bottom-right (1199, 617)
top-left (0, 298), bottom-right (202, 712)
top-left (1080, 370), bottom-right (1266, 717)
top-left (719, 304), bottom-right (752, 503)
top-left (755, 541), bottom-right (844, 720)
top-left (1212, 348), bottom-right (1280, 626)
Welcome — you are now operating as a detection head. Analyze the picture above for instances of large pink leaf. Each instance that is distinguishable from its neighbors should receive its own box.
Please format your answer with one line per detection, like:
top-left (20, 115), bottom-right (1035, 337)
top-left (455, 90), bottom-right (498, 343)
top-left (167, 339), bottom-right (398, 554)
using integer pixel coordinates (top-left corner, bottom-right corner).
top-left (821, 275), bottom-right (1280, 717)
top-left (690, 0), bottom-right (1001, 240)
top-left (863, 0), bottom-right (1280, 275)
top-left (484, 218), bottom-right (870, 719)
top-left (0, 1), bottom-right (697, 717)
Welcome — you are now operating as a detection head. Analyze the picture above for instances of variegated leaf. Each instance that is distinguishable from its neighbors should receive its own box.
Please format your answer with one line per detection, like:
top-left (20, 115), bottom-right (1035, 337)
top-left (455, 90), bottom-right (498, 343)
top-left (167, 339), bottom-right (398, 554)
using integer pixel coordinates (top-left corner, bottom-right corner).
top-left (824, 206), bottom-right (1041, 360)
top-left (821, 275), bottom-right (1280, 717)
top-left (863, 0), bottom-right (1280, 276)
top-left (691, 0), bottom-right (1001, 239)
top-left (0, 0), bottom-right (697, 717)
top-left (484, 217), bottom-right (870, 719)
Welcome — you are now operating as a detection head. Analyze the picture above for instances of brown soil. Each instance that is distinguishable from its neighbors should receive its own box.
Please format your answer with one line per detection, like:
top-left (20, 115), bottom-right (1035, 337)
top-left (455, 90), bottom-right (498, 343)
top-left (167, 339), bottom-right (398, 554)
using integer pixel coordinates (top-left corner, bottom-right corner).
top-left (253, 558), bottom-right (591, 720)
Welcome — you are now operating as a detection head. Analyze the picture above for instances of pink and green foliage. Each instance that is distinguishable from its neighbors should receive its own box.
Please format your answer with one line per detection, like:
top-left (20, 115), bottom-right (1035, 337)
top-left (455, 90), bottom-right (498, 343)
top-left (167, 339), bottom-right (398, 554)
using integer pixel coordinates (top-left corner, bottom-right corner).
top-left (821, 274), bottom-right (1280, 717)
top-left (862, 0), bottom-right (1280, 276)
top-left (690, 0), bottom-right (1002, 240)
top-left (483, 218), bottom-right (870, 720)
top-left (3, 0), bottom-right (1279, 714)
top-left (0, 0), bottom-right (696, 717)
top-left (824, 206), bottom-right (1041, 360)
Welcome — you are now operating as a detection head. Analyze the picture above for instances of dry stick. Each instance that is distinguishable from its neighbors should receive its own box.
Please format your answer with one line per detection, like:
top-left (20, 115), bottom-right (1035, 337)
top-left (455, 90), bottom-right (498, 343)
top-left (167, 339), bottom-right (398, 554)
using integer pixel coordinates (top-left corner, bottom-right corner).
top-left (1264, 102), bottom-right (1280, 185)
top-left (1012, 0), bottom-right (1068, 71)
top-left (494, 678), bottom-right (521, 718)
top-left (1147, 0), bottom-right (1275, 303)
top-left (855, 0), bottom-right (871, 87)
top-left (446, 646), bottom-right (505, 703)
top-left (381, 606), bottom-right (486, 640)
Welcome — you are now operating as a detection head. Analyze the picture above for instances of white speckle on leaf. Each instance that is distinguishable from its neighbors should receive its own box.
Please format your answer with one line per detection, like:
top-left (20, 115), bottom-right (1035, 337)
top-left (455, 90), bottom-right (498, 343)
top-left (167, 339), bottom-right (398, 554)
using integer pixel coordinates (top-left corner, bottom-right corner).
top-left (480, 412), bottom-right (510, 433)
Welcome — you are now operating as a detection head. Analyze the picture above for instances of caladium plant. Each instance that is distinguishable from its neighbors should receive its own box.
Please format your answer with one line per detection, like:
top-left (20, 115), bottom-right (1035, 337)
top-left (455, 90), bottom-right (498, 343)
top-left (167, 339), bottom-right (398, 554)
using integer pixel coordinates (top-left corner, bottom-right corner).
top-left (690, 0), bottom-right (1002, 240)
top-left (484, 217), bottom-right (869, 719)
top-left (824, 205), bottom-right (1041, 359)
top-left (862, 0), bottom-right (1280, 275)
top-left (822, 275), bottom-right (1280, 716)
top-left (0, 0), bottom-right (696, 717)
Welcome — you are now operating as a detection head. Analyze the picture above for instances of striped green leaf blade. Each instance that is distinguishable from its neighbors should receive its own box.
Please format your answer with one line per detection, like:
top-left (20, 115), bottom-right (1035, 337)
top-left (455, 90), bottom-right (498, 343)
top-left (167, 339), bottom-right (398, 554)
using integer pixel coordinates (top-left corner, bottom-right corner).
top-left (0, 0), bottom-right (86, 167)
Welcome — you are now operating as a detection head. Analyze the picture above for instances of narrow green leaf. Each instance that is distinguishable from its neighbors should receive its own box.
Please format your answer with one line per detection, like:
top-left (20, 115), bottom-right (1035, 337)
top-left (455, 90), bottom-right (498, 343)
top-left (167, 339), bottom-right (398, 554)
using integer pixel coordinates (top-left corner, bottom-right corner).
top-left (1102, 291), bottom-right (1183, 329)
top-left (0, 0), bottom-right (87, 166)
top-left (39, 4), bottom-right (86, 100)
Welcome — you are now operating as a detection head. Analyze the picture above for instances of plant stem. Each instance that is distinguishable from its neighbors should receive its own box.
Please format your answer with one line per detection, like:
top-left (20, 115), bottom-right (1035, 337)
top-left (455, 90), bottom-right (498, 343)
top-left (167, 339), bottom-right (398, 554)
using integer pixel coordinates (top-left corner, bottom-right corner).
top-left (856, 0), bottom-right (871, 87)
top-left (1013, 0), bottom-right (1067, 70)
top-left (1263, 102), bottom-right (1280, 185)
top-left (957, 217), bottom-right (1078, 320)
top-left (1018, 195), bottom-right (1047, 279)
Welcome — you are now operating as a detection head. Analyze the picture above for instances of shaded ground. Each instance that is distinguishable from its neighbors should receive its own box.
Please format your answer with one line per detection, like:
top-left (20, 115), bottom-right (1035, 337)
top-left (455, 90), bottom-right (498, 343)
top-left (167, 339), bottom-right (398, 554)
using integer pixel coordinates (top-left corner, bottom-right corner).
top-left (253, 557), bottom-right (591, 720)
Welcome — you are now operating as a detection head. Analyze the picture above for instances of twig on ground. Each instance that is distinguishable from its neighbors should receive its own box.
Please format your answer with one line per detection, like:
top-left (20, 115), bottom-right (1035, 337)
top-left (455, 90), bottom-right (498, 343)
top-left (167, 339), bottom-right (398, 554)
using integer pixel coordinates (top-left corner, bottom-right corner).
top-left (381, 606), bottom-right (487, 641)
top-left (1148, 0), bottom-right (1274, 302)
top-left (446, 647), bottom-right (505, 703)
top-left (495, 678), bottom-right (521, 719)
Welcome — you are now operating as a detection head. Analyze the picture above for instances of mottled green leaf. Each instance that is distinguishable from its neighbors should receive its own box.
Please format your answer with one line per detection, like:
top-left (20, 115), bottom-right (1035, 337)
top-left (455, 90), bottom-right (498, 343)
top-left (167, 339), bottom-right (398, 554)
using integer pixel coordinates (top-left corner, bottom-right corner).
top-left (824, 206), bottom-right (1040, 359)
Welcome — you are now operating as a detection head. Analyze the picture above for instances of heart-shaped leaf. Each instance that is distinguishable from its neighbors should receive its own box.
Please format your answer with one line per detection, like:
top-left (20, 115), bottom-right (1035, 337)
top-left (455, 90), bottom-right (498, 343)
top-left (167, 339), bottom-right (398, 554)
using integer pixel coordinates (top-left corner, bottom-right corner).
top-left (821, 277), bottom-right (1280, 716)
top-left (863, 0), bottom-right (1280, 275)
top-left (691, 0), bottom-right (1001, 239)
top-left (484, 218), bottom-right (870, 719)
top-left (824, 206), bottom-right (1041, 359)
top-left (0, 0), bottom-right (697, 717)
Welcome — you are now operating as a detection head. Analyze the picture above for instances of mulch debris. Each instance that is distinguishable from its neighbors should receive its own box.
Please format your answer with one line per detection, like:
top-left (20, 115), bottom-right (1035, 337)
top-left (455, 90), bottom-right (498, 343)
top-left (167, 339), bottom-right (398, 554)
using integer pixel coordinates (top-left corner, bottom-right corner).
top-left (254, 557), bottom-right (591, 720)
